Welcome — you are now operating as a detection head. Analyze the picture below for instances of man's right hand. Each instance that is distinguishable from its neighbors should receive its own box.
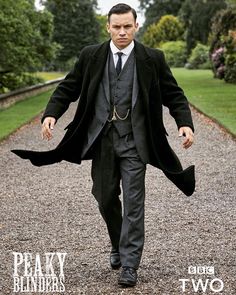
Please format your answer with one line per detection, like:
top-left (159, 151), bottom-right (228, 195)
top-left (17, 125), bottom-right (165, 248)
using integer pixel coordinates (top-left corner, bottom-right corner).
top-left (41, 117), bottom-right (56, 141)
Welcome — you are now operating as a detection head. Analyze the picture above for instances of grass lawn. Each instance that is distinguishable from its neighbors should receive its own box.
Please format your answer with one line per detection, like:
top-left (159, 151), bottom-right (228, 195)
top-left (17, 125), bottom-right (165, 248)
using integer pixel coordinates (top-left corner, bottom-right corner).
top-left (0, 69), bottom-right (235, 141)
top-left (172, 68), bottom-right (236, 136)
top-left (36, 71), bottom-right (66, 81)
top-left (0, 71), bottom-right (66, 141)
top-left (0, 90), bottom-right (53, 141)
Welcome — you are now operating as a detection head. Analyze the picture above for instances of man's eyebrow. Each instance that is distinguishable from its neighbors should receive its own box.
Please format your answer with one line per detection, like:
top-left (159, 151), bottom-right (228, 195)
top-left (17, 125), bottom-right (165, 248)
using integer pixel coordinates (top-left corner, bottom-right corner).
top-left (112, 23), bottom-right (133, 27)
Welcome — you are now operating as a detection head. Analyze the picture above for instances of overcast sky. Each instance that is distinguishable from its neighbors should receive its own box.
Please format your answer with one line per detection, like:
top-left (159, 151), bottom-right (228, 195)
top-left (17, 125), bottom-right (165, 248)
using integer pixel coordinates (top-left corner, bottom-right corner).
top-left (35, 0), bottom-right (145, 25)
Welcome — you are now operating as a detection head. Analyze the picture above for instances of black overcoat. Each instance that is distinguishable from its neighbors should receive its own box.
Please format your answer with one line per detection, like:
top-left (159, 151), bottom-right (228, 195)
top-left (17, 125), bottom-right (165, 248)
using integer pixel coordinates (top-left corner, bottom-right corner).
top-left (12, 40), bottom-right (195, 196)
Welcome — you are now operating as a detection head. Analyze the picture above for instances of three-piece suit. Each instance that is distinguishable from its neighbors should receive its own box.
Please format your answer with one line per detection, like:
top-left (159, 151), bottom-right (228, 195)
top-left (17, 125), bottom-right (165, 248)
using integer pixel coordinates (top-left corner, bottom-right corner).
top-left (12, 40), bottom-right (195, 269)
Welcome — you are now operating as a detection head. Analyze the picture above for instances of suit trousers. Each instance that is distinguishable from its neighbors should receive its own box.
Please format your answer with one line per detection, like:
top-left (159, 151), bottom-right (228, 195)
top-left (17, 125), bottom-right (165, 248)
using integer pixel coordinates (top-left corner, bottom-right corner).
top-left (91, 124), bottom-right (146, 269)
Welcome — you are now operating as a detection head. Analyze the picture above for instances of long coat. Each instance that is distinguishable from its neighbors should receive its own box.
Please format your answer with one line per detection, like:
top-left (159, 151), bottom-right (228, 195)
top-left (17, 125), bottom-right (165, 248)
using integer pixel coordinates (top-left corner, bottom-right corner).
top-left (12, 40), bottom-right (195, 196)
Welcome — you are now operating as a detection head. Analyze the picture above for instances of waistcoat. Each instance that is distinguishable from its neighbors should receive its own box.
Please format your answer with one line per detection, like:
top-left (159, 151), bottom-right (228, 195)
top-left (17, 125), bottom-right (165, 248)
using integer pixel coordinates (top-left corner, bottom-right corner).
top-left (81, 50), bottom-right (139, 158)
top-left (109, 50), bottom-right (135, 137)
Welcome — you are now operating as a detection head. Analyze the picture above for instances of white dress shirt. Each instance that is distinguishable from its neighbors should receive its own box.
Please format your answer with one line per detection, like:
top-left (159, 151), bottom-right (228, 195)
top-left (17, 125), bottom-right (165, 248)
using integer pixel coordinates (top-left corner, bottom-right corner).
top-left (110, 40), bottom-right (135, 69)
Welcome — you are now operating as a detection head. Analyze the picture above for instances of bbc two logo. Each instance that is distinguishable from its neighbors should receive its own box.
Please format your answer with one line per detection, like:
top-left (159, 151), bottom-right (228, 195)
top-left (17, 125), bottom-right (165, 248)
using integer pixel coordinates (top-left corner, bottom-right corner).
top-left (179, 266), bottom-right (224, 293)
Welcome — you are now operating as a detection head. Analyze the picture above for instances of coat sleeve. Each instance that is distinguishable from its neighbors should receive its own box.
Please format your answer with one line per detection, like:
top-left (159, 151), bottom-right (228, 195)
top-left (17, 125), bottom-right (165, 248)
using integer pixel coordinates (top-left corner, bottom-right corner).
top-left (158, 50), bottom-right (194, 132)
top-left (41, 48), bottom-right (88, 123)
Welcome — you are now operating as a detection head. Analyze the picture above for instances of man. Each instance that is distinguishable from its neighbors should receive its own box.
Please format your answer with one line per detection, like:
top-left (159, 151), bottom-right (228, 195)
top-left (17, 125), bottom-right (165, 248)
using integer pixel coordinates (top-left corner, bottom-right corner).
top-left (12, 3), bottom-right (194, 287)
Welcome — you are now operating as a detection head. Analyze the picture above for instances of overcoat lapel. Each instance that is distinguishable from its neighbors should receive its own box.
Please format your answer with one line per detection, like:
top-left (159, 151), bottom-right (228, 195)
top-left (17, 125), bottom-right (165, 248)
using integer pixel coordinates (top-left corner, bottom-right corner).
top-left (134, 41), bottom-right (153, 108)
top-left (87, 41), bottom-right (110, 105)
top-left (102, 53), bottom-right (110, 104)
top-left (88, 40), bottom-right (154, 109)
top-left (131, 62), bottom-right (139, 109)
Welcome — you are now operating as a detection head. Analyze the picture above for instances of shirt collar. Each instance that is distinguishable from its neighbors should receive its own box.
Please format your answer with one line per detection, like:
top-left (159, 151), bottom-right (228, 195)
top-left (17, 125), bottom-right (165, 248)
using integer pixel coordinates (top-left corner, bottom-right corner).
top-left (110, 40), bottom-right (134, 56)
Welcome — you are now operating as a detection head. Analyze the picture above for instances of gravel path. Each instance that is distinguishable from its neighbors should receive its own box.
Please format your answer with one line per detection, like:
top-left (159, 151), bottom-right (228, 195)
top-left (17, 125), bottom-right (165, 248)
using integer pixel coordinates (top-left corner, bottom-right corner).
top-left (0, 103), bottom-right (235, 295)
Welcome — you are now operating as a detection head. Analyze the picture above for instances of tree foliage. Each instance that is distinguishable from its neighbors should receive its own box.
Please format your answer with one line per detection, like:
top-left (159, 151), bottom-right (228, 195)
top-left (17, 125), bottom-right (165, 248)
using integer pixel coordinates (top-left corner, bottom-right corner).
top-left (96, 14), bottom-right (109, 43)
top-left (139, 0), bottom-right (185, 30)
top-left (43, 0), bottom-right (99, 70)
top-left (139, 0), bottom-right (227, 53)
top-left (210, 8), bottom-right (236, 52)
top-left (0, 0), bottom-right (57, 92)
top-left (210, 8), bottom-right (236, 83)
top-left (179, 0), bottom-right (227, 53)
top-left (0, 0), bottom-right (57, 73)
top-left (226, 0), bottom-right (236, 6)
top-left (142, 15), bottom-right (184, 48)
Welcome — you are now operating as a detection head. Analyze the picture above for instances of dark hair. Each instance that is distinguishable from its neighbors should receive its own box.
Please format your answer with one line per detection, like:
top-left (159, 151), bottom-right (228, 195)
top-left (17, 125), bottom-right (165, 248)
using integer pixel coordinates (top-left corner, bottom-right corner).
top-left (108, 3), bottom-right (137, 22)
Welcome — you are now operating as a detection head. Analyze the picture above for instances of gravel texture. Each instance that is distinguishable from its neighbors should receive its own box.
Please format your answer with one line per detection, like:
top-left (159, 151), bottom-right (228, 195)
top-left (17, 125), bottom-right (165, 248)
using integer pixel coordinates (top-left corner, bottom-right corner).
top-left (0, 102), bottom-right (235, 295)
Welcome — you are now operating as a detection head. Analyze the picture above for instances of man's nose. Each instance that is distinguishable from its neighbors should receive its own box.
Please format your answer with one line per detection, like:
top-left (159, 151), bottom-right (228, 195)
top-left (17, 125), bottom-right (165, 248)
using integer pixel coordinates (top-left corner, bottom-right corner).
top-left (119, 28), bottom-right (126, 36)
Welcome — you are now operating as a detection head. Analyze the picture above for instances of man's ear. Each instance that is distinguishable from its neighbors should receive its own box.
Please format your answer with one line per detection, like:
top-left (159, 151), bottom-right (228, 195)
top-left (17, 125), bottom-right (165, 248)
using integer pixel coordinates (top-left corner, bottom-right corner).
top-left (135, 22), bottom-right (139, 32)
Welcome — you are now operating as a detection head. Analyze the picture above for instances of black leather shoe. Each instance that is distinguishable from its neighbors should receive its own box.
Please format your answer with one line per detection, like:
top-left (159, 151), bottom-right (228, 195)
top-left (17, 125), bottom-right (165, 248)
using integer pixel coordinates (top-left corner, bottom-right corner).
top-left (118, 266), bottom-right (137, 287)
top-left (110, 250), bottom-right (121, 269)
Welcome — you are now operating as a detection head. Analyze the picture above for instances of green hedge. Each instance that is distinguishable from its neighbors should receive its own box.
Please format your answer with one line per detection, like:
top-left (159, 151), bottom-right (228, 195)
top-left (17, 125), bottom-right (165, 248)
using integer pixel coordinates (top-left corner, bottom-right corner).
top-left (160, 41), bottom-right (187, 67)
top-left (0, 73), bottom-right (44, 93)
top-left (187, 43), bottom-right (211, 69)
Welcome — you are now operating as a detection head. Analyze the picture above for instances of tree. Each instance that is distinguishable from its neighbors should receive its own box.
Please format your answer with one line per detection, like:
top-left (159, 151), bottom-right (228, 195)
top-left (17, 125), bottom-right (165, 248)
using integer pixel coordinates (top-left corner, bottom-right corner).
top-left (179, 0), bottom-right (227, 53)
top-left (0, 0), bottom-right (58, 92)
top-left (142, 15), bottom-right (184, 48)
top-left (96, 14), bottom-right (109, 43)
top-left (43, 0), bottom-right (99, 70)
top-left (139, 0), bottom-right (185, 32)
top-left (226, 0), bottom-right (236, 6)
top-left (139, 0), bottom-right (228, 53)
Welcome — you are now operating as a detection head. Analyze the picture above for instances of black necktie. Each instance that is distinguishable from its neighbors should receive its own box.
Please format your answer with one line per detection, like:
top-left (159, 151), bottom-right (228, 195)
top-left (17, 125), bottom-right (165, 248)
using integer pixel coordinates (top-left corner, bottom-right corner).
top-left (116, 52), bottom-right (123, 75)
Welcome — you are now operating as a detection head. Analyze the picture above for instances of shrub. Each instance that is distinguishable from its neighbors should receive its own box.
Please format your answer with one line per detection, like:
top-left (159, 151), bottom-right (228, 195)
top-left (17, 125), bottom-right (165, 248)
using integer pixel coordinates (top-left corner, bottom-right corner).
top-left (142, 15), bottom-right (184, 48)
top-left (224, 59), bottom-right (236, 83)
top-left (0, 73), bottom-right (44, 93)
top-left (211, 47), bottom-right (225, 79)
top-left (210, 30), bottom-right (236, 82)
top-left (210, 9), bottom-right (236, 54)
top-left (224, 30), bottom-right (236, 83)
top-left (210, 8), bottom-right (236, 83)
top-left (187, 43), bottom-right (211, 69)
top-left (142, 23), bottom-right (158, 48)
top-left (160, 41), bottom-right (187, 67)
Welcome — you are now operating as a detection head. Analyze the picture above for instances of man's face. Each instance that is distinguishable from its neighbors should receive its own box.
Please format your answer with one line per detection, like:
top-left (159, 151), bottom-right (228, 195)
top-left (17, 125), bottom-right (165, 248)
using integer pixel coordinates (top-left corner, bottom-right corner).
top-left (107, 12), bottom-right (139, 49)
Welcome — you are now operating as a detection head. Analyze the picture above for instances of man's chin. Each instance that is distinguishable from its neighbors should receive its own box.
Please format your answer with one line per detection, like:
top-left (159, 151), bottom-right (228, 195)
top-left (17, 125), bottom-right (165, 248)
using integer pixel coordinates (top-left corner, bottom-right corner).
top-left (116, 40), bottom-right (131, 49)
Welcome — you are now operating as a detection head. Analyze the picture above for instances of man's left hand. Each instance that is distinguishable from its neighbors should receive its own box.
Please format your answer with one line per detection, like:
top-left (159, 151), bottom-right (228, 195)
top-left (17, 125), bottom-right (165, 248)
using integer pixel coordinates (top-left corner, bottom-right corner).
top-left (178, 126), bottom-right (194, 149)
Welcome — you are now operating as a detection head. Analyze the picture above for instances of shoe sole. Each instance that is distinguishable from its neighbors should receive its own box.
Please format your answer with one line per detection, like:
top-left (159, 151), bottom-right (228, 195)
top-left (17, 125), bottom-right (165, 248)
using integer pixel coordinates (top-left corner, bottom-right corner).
top-left (118, 279), bottom-right (136, 287)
